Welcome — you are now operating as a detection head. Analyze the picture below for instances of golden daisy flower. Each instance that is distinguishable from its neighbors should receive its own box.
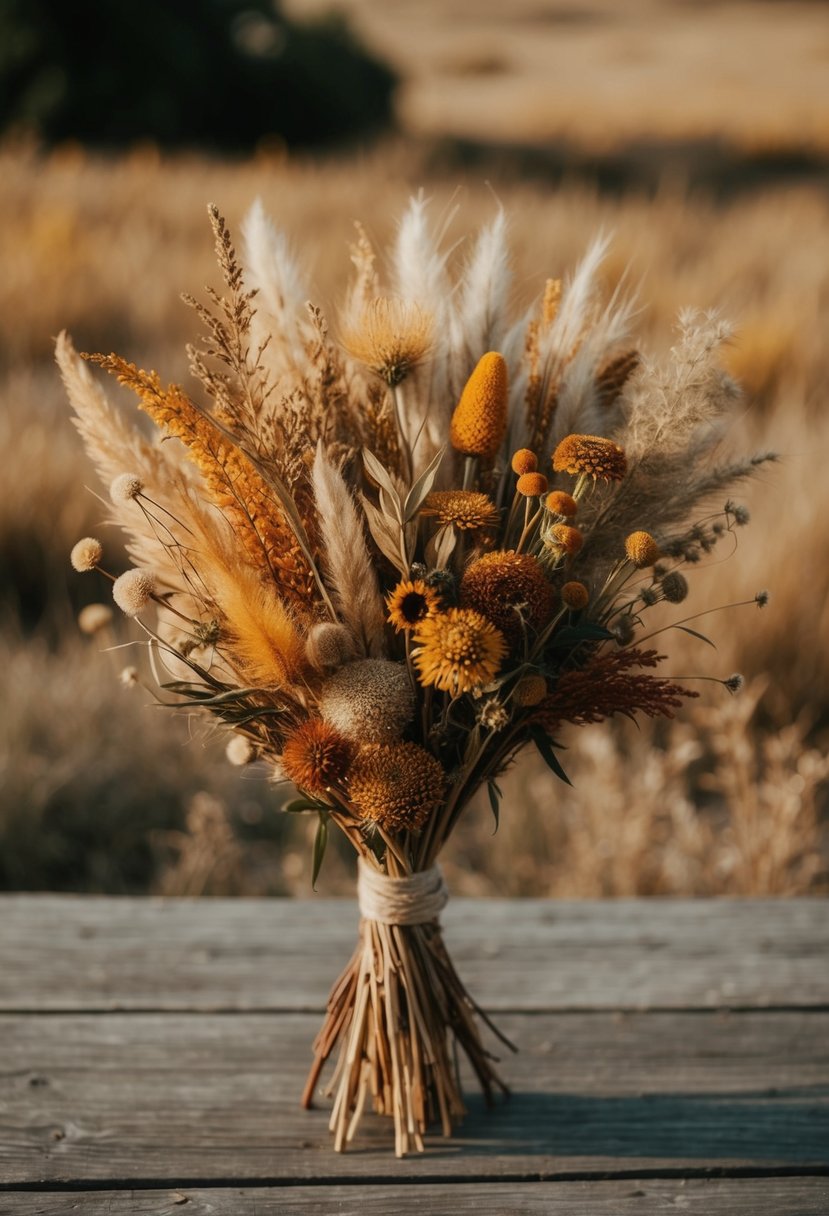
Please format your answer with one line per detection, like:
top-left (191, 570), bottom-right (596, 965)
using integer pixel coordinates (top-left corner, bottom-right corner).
top-left (516, 472), bottom-right (549, 497)
top-left (422, 490), bottom-right (499, 532)
top-left (545, 524), bottom-right (584, 558)
top-left (281, 718), bottom-right (353, 795)
top-left (511, 448), bottom-right (538, 475)
top-left (412, 608), bottom-right (507, 695)
top-left (386, 578), bottom-right (442, 631)
top-left (341, 297), bottom-right (433, 387)
top-left (561, 580), bottom-right (590, 610)
top-left (552, 434), bottom-right (627, 482)
top-left (461, 550), bottom-right (557, 645)
top-left (450, 351), bottom-right (508, 458)
top-left (513, 674), bottom-right (548, 707)
top-left (625, 530), bottom-right (661, 568)
top-left (348, 742), bottom-right (446, 833)
top-left (545, 490), bottom-right (578, 517)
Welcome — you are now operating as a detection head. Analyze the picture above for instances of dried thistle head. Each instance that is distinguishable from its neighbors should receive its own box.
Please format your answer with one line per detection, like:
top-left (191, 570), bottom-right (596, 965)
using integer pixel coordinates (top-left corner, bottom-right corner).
top-left (341, 297), bottom-right (433, 387)
top-left (660, 571), bottom-right (689, 604)
top-left (319, 659), bottom-right (415, 742)
top-left (110, 473), bottom-right (144, 504)
top-left (305, 622), bottom-right (356, 673)
top-left (543, 523), bottom-right (584, 559)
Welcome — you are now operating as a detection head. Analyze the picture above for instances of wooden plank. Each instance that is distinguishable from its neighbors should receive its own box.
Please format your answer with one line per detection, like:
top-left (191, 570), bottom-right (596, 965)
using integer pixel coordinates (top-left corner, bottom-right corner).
top-left (1, 1011), bottom-right (827, 1183)
top-left (4, 1178), bottom-right (829, 1215)
top-left (3, 897), bottom-right (827, 1012)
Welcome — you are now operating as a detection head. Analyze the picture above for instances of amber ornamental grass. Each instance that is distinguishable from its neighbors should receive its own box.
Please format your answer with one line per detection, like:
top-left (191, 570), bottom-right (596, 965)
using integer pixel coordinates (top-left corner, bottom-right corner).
top-left (64, 197), bottom-right (772, 1156)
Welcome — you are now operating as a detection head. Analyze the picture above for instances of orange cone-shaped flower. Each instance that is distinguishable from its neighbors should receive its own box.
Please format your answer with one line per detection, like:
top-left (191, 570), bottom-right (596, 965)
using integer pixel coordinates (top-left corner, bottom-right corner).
top-left (450, 352), bottom-right (508, 458)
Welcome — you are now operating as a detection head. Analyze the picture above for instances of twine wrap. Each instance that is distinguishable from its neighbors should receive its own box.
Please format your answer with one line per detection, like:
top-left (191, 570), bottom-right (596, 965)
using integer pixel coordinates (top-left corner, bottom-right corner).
top-left (357, 859), bottom-right (449, 926)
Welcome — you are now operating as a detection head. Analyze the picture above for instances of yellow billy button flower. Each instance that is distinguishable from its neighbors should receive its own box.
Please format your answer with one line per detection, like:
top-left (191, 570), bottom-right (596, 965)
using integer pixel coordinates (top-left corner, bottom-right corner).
top-left (412, 608), bottom-right (507, 696)
top-left (516, 472), bottom-right (549, 497)
top-left (511, 448), bottom-right (538, 475)
top-left (450, 352), bottom-right (508, 459)
top-left (545, 490), bottom-right (578, 518)
top-left (624, 530), bottom-right (662, 568)
top-left (561, 580), bottom-right (590, 610)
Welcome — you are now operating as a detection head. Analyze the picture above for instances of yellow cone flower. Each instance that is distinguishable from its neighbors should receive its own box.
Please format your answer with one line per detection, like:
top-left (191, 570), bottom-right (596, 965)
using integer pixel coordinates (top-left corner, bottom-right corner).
top-left (450, 352), bottom-right (508, 458)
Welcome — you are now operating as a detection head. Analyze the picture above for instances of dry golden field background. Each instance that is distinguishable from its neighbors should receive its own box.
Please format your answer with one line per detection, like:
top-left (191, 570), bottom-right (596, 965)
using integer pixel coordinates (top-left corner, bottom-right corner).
top-left (3, 0), bottom-right (828, 897)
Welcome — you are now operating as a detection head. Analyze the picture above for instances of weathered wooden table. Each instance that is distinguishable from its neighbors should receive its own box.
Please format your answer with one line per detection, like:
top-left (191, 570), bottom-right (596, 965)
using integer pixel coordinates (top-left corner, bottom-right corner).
top-left (1, 897), bottom-right (827, 1214)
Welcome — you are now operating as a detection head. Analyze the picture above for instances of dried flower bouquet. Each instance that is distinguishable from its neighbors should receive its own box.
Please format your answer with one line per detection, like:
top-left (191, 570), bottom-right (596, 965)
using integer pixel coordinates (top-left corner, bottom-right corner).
top-left (64, 198), bottom-right (771, 1155)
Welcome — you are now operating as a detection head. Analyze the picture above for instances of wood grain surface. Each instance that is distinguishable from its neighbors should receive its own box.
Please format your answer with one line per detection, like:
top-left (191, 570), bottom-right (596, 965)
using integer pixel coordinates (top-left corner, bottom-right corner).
top-left (1, 896), bottom-right (826, 1212)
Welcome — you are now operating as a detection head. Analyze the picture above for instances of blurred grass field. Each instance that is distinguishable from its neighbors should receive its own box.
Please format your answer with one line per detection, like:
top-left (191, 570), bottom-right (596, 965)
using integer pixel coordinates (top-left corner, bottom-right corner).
top-left (3, 0), bottom-right (828, 897)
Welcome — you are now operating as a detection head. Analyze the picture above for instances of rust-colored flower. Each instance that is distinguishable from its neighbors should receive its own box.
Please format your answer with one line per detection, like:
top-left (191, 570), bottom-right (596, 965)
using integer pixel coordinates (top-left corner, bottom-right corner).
top-left (341, 297), bottom-right (433, 387)
top-left (281, 718), bottom-right (353, 795)
top-left (461, 550), bottom-right (556, 645)
top-left (386, 578), bottom-right (441, 631)
top-left (348, 742), bottom-right (446, 832)
top-left (552, 434), bottom-right (627, 482)
top-left (412, 608), bottom-right (507, 695)
top-left (450, 352), bottom-right (508, 458)
top-left (625, 531), bottom-right (661, 568)
top-left (422, 490), bottom-right (499, 532)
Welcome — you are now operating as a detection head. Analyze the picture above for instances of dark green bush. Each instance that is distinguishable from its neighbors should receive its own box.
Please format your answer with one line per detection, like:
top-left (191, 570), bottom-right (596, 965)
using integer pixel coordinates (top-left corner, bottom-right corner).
top-left (0, 0), bottom-right (397, 150)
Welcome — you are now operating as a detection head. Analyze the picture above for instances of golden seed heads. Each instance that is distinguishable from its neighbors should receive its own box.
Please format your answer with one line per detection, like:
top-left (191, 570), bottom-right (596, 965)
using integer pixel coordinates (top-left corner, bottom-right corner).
top-left (516, 472), bottom-right (549, 497)
top-left (625, 531), bottom-right (661, 568)
top-left (70, 537), bottom-right (103, 572)
top-left (319, 659), bottom-right (415, 742)
top-left (561, 580), bottom-right (590, 610)
top-left (305, 622), bottom-right (356, 672)
top-left (110, 473), bottom-right (144, 503)
top-left (511, 449), bottom-right (538, 475)
top-left (348, 742), bottom-right (446, 833)
top-left (545, 491), bottom-right (578, 517)
top-left (412, 607), bottom-right (507, 695)
top-left (461, 550), bottom-right (557, 645)
top-left (341, 297), bottom-right (433, 387)
top-left (422, 490), bottom-right (499, 532)
top-left (545, 524), bottom-right (584, 558)
top-left (449, 351), bottom-right (509, 458)
top-left (552, 434), bottom-right (627, 482)
top-left (513, 674), bottom-right (548, 707)
top-left (77, 603), bottom-right (113, 635)
top-left (386, 578), bottom-right (441, 632)
top-left (112, 568), bottom-right (156, 616)
top-left (281, 718), bottom-right (353, 795)
top-left (226, 734), bottom-right (256, 766)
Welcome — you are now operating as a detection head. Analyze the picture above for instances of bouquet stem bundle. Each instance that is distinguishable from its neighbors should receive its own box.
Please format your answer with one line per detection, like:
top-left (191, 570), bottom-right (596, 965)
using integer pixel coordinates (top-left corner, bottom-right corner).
top-left (64, 197), bottom-right (771, 1154)
top-left (303, 862), bottom-right (509, 1155)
